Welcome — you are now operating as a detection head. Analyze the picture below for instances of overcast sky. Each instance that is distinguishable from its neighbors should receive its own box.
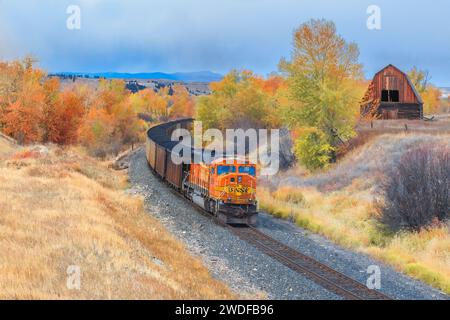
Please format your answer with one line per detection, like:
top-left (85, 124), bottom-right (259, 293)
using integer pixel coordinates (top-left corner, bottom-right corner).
top-left (1, 0), bottom-right (450, 85)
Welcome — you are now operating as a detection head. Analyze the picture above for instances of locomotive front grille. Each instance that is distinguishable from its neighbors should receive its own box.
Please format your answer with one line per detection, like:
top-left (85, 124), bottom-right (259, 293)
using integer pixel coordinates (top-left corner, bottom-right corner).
top-left (218, 203), bottom-right (258, 217)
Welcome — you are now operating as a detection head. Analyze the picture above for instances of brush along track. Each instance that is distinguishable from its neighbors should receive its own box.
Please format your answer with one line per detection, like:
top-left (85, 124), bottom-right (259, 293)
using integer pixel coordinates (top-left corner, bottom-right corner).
top-left (166, 188), bottom-right (391, 300)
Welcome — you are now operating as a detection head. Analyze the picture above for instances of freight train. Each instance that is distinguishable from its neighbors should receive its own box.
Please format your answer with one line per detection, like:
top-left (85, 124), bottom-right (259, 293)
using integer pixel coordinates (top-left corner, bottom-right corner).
top-left (145, 119), bottom-right (258, 225)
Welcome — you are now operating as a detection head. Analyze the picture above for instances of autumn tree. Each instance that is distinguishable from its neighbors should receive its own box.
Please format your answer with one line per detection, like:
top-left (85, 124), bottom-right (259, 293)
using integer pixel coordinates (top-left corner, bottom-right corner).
top-left (95, 79), bottom-right (129, 113)
top-left (408, 67), bottom-right (441, 115)
top-left (197, 70), bottom-right (284, 130)
top-left (41, 77), bottom-right (61, 143)
top-left (110, 99), bottom-right (145, 151)
top-left (129, 88), bottom-right (172, 122)
top-left (279, 19), bottom-right (364, 169)
top-left (0, 58), bottom-right (149, 153)
top-left (408, 66), bottom-right (430, 93)
top-left (0, 58), bottom-right (89, 145)
top-left (0, 60), bottom-right (46, 144)
top-left (44, 90), bottom-right (86, 144)
top-left (0, 60), bottom-right (27, 112)
top-left (78, 107), bottom-right (115, 157)
top-left (421, 86), bottom-right (442, 115)
top-left (78, 79), bottom-right (145, 156)
top-left (169, 85), bottom-right (195, 119)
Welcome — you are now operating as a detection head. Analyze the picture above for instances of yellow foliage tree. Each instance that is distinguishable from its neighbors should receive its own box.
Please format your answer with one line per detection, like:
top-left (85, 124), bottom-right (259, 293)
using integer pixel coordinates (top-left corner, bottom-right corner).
top-left (421, 85), bottom-right (441, 115)
top-left (169, 85), bottom-right (195, 119)
top-left (197, 70), bottom-right (284, 130)
top-left (408, 67), bottom-right (442, 115)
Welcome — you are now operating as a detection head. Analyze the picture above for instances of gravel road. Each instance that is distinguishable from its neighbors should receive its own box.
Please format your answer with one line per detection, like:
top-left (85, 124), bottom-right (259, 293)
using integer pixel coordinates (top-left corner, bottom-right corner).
top-left (128, 149), bottom-right (448, 300)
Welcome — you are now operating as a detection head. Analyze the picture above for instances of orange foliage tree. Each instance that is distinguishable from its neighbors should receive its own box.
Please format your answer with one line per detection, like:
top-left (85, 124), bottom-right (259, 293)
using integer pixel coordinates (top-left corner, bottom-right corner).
top-left (0, 58), bottom-right (88, 145)
top-left (0, 61), bottom-right (46, 144)
top-left (169, 85), bottom-right (195, 119)
top-left (78, 79), bottom-right (145, 156)
top-left (1, 58), bottom-right (194, 155)
top-left (44, 90), bottom-right (86, 144)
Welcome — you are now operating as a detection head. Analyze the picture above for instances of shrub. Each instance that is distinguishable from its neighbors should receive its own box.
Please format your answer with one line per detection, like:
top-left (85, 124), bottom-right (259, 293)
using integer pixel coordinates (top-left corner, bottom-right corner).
top-left (293, 129), bottom-right (335, 170)
top-left (272, 186), bottom-right (305, 205)
top-left (11, 150), bottom-right (41, 160)
top-left (378, 144), bottom-right (450, 232)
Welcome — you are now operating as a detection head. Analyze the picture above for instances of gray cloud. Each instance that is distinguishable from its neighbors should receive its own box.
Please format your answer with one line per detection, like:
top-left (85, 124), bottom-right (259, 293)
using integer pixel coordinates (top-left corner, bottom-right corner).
top-left (1, 0), bottom-right (450, 85)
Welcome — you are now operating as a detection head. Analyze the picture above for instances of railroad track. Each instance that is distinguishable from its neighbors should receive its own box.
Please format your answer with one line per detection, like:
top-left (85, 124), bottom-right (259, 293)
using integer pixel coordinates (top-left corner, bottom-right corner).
top-left (227, 225), bottom-right (392, 300)
top-left (167, 188), bottom-right (391, 300)
top-left (145, 117), bottom-right (392, 300)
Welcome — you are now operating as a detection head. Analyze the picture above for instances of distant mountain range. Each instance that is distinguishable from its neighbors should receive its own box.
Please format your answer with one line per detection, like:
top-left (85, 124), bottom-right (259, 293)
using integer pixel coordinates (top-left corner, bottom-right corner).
top-left (53, 71), bottom-right (223, 82)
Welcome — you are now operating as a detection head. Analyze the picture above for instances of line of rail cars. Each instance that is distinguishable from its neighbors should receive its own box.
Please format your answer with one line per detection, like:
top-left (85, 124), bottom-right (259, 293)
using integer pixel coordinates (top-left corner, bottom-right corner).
top-left (145, 119), bottom-right (258, 225)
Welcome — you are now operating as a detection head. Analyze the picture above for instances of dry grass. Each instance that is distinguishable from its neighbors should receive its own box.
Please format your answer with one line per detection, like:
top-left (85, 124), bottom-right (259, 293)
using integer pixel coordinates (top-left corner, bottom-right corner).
top-left (0, 145), bottom-right (233, 299)
top-left (270, 133), bottom-right (450, 192)
top-left (338, 117), bottom-right (450, 158)
top-left (272, 186), bottom-right (305, 205)
top-left (260, 133), bottom-right (450, 294)
top-left (259, 182), bottom-right (382, 249)
top-left (0, 134), bottom-right (18, 158)
top-left (357, 117), bottom-right (450, 134)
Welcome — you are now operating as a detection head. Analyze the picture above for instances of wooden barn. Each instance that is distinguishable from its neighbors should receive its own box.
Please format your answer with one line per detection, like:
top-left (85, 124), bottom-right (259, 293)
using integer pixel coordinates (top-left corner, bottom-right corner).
top-left (360, 64), bottom-right (423, 120)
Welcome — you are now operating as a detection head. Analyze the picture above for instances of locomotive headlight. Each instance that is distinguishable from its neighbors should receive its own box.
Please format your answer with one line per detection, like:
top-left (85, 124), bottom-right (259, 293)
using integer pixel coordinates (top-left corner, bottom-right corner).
top-left (238, 176), bottom-right (242, 183)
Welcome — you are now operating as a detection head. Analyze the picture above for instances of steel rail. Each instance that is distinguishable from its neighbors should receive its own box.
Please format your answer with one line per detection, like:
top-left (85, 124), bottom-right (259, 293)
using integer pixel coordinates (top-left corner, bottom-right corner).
top-left (228, 225), bottom-right (391, 300)
top-left (168, 187), bottom-right (391, 300)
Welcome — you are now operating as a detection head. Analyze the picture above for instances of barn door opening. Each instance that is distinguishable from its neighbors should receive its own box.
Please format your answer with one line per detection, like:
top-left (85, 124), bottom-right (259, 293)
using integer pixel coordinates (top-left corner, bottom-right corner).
top-left (381, 90), bottom-right (400, 102)
top-left (390, 90), bottom-right (399, 102)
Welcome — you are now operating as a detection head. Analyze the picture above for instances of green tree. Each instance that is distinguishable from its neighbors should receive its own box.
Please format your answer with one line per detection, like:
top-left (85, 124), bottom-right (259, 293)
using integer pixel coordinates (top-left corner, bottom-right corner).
top-left (293, 129), bottom-right (335, 170)
top-left (279, 19), bottom-right (364, 168)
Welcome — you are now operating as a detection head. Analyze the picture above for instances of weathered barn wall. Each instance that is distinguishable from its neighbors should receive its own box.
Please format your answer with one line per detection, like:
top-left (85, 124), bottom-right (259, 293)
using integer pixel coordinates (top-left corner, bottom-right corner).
top-left (372, 65), bottom-right (420, 104)
top-left (361, 65), bottom-right (423, 120)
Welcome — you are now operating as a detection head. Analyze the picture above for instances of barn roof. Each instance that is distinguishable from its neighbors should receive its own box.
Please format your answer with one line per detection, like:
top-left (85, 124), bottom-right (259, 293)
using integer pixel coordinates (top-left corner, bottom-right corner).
top-left (374, 64), bottom-right (424, 104)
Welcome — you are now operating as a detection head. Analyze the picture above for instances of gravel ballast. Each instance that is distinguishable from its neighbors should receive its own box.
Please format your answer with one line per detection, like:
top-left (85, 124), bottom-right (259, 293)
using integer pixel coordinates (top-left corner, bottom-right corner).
top-left (128, 149), bottom-right (448, 300)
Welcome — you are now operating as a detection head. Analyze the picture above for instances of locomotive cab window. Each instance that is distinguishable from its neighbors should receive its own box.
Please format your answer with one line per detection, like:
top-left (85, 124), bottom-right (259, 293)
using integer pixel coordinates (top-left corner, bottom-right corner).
top-left (217, 165), bottom-right (236, 175)
top-left (238, 166), bottom-right (256, 176)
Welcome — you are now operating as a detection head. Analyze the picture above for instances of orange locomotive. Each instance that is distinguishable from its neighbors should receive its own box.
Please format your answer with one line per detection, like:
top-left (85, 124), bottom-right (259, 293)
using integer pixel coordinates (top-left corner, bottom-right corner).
top-left (146, 119), bottom-right (258, 225)
top-left (185, 157), bottom-right (258, 225)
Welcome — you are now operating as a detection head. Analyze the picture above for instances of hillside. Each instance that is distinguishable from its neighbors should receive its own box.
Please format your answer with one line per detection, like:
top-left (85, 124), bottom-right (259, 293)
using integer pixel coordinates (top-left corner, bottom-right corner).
top-left (53, 71), bottom-right (223, 82)
top-left (0, 132), bottom-right (17, 155)
top-left (268, 133), bottom-right (450, 191)
top-left (0, 143), bottom-right (233, 299)
top-left (57, 77), bottom-right (212, 96)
